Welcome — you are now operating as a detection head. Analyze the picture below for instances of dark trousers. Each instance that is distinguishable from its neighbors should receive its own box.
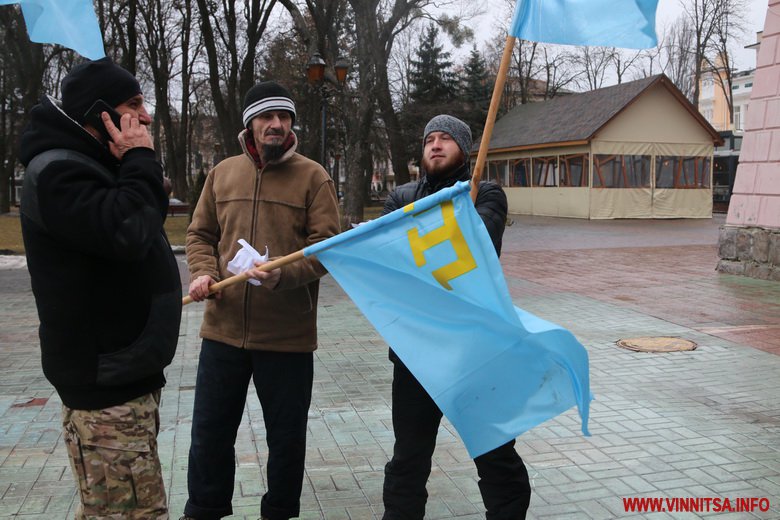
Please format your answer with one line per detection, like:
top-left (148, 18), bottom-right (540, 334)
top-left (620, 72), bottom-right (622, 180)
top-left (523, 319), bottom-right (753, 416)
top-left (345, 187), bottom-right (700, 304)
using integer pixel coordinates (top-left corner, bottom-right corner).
top-left (383, 353), bottom-right (531, 519)
top-left (184, 339), bottom-right (313, 520)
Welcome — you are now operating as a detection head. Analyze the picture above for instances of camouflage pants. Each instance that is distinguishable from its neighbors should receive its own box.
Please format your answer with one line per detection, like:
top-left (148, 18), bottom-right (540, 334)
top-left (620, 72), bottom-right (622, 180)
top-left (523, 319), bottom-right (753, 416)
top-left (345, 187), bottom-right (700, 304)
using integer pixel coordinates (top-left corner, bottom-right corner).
top-left (62, 390), bottom-right (168, 519)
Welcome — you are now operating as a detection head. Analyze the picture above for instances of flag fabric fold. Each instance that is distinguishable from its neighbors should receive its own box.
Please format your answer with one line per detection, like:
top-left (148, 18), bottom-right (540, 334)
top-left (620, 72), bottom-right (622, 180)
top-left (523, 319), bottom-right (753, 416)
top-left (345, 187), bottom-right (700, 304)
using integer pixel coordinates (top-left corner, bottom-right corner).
top-left (0, 0), bottom-right (105, 60)
top-left (305, 181), bottom-right (591, 458)
top-left (509, 0), bottom-right (659, 49)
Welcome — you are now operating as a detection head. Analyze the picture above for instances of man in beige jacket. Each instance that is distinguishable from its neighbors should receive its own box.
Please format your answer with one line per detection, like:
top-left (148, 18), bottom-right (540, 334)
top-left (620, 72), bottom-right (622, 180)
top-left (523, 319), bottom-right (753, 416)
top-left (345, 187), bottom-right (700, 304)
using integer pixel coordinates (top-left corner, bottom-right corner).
top-left (182, 81), bottom-right (340, 520)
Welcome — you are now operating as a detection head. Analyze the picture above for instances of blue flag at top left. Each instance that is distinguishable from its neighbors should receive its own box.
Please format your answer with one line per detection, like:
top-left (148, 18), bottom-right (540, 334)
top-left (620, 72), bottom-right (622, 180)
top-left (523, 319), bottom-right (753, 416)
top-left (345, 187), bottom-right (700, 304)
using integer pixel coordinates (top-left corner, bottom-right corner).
top-left (0, 0), bottom-right (105, 60)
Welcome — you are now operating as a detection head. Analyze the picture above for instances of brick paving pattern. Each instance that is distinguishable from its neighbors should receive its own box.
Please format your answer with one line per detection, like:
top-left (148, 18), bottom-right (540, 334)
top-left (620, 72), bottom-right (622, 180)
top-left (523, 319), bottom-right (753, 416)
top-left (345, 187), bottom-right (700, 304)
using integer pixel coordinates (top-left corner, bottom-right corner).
top-left (1, 213), bottom-right (779, 519)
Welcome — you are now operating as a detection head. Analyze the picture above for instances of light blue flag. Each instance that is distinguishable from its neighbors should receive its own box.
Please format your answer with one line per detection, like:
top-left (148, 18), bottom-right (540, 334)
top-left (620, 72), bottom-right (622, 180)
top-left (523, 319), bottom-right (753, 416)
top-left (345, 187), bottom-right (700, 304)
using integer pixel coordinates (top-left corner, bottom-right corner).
top-left (304, 181), bottom-right (591, 458)
top-left (509, 0), bottom-right (659, 49)
top-left (0, 0), bottom-right (105, 59)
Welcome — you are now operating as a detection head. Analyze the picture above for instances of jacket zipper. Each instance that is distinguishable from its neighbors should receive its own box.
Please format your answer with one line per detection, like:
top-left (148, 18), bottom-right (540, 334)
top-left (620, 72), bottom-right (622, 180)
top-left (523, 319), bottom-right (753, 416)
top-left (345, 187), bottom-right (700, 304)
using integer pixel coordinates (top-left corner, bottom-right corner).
top-left (242, 163), bottom-right (264, 348)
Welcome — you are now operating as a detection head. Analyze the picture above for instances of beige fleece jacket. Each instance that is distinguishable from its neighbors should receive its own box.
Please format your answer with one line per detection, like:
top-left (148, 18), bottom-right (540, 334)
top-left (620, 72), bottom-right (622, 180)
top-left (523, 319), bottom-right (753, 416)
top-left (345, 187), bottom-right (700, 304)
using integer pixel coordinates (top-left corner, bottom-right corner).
top-left (186, 131), bottom-right (340, 351)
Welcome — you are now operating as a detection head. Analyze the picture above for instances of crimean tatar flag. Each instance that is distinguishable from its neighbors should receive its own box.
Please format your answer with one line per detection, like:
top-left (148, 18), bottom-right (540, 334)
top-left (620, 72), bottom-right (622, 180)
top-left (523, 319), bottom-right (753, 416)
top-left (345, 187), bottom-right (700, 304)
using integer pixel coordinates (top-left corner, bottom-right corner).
top-left (0, 0), bottom-right (105, 59)
top-left (509, 0), bottom-right (659, 49)
top-left (304, 181), bottom-right (591, 458)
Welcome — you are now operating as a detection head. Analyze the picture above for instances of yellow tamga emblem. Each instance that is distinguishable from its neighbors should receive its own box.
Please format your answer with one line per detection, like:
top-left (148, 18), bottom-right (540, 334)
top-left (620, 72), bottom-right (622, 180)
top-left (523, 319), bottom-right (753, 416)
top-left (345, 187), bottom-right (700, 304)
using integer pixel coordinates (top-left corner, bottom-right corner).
top-left (403, 200), bottom-right (476, 290)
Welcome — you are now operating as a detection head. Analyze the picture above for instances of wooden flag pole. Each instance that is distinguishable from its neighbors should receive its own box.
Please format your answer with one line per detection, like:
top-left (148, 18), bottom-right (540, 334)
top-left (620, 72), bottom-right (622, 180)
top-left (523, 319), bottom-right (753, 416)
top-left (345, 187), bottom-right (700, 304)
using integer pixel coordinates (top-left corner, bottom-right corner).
top-left (182, 249), bottom-right (306, 306)
top-left (471, 35), bottom-right (516, 202)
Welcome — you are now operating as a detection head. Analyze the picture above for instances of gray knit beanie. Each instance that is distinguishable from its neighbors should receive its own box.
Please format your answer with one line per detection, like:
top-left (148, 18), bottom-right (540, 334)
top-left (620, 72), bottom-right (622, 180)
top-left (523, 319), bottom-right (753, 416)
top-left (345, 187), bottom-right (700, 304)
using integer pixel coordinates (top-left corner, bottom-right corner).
top-left (423, 115), bottom-right (473, 162)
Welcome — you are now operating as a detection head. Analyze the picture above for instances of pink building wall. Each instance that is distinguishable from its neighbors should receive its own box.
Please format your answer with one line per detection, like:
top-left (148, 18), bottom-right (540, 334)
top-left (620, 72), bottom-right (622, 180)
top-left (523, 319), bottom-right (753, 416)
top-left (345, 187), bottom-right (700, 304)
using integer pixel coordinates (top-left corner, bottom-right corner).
top-left (727, 0), bottom-right (780, 228)
top-left (717, 0), bottom-right (780, 280)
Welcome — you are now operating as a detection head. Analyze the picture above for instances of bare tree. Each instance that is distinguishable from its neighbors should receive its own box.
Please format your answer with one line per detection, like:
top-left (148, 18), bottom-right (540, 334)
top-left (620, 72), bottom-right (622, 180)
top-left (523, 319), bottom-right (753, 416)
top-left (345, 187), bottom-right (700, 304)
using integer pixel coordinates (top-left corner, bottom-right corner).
top-left (136, 0), bottom-right (201, 201)
top-left (94, 0), bottom-right (137, 70)
top-left (680, 0), bottom-right (745, 107)
top-left (610, 48), bottom-right (643, 84)
top-left (351, 1), bottom-right (474, 185)
top-left (514, 39), bottom-right (541, 104)
top-left (702, 0), bottom-right (747, 125)
top-left (661, 16), bottom-right (696, 100)
top-left (575, 46), bottom-right (614, 91)
top-left (279, 0), bottom-right (470, 225)
top-left (541, 45), bottom-right (579, 98)
top-left (388, 24), bottom-right (418, 110)
top-left (276, 0), bottom-right (352, 165)
top-left (195, 0), bottom-right (279, 157)
top-left (636, 36), bottom-right (664, 78)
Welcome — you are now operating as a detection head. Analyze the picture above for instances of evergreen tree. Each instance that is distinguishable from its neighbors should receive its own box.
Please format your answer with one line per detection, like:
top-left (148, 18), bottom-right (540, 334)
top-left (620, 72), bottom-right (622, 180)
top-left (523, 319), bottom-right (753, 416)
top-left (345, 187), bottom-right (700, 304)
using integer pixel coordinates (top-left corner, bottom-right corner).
top-left (402, 23), bottom-right (459, 164)
top-left (409, 24), bottom-right (457, 104)
top-left (460, 45), bottom-right (492, 136)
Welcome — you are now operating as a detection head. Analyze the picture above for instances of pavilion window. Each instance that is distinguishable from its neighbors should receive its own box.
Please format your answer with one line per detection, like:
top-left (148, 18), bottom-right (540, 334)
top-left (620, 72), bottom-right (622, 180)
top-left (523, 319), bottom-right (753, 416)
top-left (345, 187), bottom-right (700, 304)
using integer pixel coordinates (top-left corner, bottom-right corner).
top-left (593, 155), bottom-right (651, 188)
top-left (487, 160), bottom-right (509, 186)
top-left (510, 158), bottom-right (531, 187)
top-left (655, 156), bottom-right (711, 188)
top-left (533, 156), bottom-right (558, 187)
top-left (560, 154), bottom-right (589, 187)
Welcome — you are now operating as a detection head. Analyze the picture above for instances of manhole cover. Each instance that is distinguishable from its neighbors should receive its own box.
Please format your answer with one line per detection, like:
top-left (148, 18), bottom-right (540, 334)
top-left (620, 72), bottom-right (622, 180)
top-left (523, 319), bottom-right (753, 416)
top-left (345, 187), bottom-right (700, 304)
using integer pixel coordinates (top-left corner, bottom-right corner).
top-left (616, 337), bottom-right (697, 353)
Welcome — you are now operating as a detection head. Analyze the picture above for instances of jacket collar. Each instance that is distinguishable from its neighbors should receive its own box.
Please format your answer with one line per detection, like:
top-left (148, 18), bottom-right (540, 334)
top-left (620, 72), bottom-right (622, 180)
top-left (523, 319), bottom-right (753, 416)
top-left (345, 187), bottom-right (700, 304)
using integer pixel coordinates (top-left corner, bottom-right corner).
top-left (238, 128), bottom-right (298, 169)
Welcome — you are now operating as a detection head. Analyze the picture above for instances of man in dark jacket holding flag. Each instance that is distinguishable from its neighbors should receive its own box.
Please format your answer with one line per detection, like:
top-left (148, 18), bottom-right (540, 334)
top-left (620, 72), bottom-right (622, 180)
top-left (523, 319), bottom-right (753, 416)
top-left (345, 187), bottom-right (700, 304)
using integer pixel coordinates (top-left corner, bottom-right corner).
top-left (19, 57), bottom-right (181, 519)
top-left (381, 114), bottom-right (531, 519)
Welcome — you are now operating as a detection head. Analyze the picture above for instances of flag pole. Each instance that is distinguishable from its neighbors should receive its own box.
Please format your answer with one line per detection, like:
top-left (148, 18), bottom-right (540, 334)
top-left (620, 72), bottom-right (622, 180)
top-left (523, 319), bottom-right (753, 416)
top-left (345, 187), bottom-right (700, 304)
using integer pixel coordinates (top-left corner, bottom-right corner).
top-left (182, 249), bottom-right (306, 306)
top-left (471, 35), bottom-right (516, 202)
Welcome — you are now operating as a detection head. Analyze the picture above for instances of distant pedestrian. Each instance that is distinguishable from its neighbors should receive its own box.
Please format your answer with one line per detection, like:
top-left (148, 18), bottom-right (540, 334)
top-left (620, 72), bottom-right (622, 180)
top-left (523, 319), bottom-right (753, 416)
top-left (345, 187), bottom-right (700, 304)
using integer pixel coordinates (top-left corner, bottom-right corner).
top-left (380, 115), bottom-right (531, 519)
top-left (182, 80), bottom-right (340, 520)
top-left (19, 57), bottom-right (181, 519)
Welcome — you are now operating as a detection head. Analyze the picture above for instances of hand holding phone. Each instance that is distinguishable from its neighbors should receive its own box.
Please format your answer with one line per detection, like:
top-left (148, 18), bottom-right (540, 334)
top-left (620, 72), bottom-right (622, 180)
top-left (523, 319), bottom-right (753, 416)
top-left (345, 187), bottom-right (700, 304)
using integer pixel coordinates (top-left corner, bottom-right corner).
top-left (83, 100), bottom-right (123, 142)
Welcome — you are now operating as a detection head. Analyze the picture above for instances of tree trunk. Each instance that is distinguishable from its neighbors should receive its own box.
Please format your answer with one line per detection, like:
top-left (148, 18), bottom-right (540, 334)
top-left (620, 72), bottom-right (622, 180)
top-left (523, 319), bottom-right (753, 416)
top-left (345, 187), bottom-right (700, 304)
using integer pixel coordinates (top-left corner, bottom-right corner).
top-left (373, 51), bottom-right (411, 186)
top-left (0, 7), bottom-right (45, 213)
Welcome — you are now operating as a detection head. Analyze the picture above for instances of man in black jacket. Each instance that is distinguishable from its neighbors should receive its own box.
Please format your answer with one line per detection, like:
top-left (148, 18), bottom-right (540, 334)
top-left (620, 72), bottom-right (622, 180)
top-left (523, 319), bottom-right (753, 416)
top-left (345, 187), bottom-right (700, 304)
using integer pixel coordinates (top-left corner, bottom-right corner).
top-left (381, 115), bottom-right (531, 519)
top-left (19, 58), bottom-right (181, 519)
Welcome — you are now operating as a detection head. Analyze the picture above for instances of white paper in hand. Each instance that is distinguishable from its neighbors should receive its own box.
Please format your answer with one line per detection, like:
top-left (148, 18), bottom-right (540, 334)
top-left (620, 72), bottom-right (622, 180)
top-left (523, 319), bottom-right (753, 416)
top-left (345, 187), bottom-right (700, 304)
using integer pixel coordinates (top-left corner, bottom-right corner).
top-left (227, 239), bottom-right (269, 286)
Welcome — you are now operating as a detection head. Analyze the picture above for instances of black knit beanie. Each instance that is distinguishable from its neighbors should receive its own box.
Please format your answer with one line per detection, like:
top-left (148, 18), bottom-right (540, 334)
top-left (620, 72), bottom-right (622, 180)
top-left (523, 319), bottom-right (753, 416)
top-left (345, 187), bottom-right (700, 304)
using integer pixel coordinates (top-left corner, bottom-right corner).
top-left (61, 58), bottom-right (141, 124)
top-left (242, 81), bottom-right (297, 128)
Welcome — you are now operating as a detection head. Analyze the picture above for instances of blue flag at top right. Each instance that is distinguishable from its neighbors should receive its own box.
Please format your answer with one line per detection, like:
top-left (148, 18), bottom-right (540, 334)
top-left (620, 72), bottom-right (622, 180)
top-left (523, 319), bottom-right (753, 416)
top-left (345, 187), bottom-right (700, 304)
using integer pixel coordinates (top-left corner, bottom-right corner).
top-left (509, 0), bottom-right (659, 49)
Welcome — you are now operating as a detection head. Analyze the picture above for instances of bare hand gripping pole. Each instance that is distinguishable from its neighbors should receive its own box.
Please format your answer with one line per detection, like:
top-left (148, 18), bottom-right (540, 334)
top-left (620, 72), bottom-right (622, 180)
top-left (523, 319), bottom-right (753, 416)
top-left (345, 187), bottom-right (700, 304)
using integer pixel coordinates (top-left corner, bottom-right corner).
top-left (182, 250), bottom-right (306, 306)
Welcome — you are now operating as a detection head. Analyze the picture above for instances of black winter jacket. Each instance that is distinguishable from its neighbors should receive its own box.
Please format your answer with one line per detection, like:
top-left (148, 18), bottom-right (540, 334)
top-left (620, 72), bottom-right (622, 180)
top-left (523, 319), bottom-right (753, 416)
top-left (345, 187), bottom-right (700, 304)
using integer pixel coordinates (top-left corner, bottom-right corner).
top-left (382, 162), bottom-right (508, 255)
top-left (19, 95), bottom-right (182, 410)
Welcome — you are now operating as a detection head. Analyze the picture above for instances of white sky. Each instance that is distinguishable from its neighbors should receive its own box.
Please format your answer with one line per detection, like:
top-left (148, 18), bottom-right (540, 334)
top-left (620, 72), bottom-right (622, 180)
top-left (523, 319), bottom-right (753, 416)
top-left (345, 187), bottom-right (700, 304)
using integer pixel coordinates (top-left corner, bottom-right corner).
top-left (465, 0), bottom-right (769, 71)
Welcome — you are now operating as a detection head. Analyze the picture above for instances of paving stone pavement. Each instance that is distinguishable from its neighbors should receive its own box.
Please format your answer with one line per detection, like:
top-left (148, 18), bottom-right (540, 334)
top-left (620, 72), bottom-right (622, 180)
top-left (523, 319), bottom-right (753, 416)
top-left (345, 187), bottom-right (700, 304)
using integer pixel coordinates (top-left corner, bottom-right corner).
top-left (1, 213), bottom-right (779, 519)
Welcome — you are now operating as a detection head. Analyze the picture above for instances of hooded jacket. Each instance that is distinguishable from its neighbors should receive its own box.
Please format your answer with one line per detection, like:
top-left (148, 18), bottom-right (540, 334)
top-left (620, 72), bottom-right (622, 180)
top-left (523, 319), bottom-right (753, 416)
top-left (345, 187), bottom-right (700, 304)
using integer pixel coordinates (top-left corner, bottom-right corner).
top-left (186, 129), bottom-right (340, 351)
top-left (18, 95), bottom-right (182, 410)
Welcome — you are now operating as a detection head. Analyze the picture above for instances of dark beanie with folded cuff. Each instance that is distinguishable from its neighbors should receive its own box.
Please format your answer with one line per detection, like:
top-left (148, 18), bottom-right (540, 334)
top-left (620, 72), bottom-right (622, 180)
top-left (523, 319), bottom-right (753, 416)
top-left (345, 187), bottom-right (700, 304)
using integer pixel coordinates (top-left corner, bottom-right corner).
top-left (242, 81), bottom-right (297, 128)
top-left (61, 57), bottom-right (142, 124)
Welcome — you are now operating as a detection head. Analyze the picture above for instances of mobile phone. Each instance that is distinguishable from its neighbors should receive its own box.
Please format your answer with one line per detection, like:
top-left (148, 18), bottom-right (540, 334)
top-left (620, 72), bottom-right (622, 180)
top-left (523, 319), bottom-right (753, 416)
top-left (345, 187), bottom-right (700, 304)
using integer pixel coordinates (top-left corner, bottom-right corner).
top-left (83, 99), bottom-right (123, 142)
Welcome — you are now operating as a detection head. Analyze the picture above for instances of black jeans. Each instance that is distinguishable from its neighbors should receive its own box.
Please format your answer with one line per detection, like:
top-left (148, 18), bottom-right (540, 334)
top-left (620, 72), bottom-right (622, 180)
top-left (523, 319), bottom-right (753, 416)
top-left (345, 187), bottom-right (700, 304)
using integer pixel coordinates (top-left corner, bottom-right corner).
top-left (383, 351), bottom-right (531, 519)
top-left (184, 339), bottom-right (313, 520)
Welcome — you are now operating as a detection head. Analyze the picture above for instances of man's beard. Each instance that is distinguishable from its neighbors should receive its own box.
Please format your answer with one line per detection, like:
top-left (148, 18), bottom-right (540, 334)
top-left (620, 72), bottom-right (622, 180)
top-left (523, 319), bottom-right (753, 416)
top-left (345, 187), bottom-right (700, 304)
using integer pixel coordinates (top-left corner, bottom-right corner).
top-left (262, 142), bottom-right (286, 162)
top-left (422, 153), bottom-right (461, 177)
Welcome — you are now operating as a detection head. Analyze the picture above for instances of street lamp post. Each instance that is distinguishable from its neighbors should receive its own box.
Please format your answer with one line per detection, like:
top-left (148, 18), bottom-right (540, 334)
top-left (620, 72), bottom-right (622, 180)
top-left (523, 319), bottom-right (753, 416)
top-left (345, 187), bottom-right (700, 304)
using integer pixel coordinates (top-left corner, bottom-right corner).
top-left (306, 53), bottom-right (348, 195)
